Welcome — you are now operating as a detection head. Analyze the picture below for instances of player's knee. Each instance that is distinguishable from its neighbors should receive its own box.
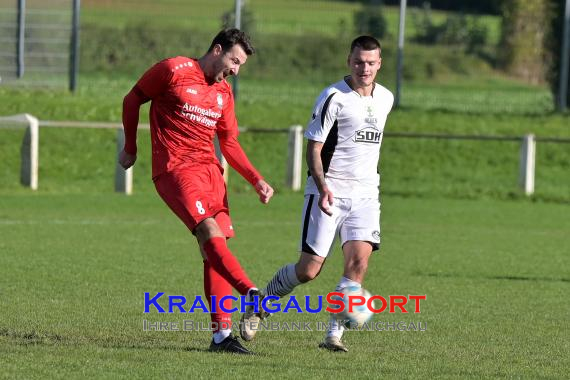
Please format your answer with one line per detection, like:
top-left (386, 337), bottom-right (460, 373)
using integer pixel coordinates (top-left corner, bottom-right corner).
top-left (195, 218), bottom-right (223, 243)
top-left (297, 269), bottom-right (319, 283)
top-left (296, 264), bottom-right (322, 283)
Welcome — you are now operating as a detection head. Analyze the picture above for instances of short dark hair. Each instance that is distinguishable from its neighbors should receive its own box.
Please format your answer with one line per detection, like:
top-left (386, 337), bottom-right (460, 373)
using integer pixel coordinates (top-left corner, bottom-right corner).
top-left (350, 35), bottom-right (381, 54)
top-left (208, 28), bottom-right (255, 55)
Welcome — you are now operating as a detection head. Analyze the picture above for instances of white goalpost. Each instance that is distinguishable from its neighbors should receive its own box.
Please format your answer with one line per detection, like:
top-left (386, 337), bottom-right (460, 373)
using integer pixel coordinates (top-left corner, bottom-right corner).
top-left (0, 113), bottom-right (39, 190)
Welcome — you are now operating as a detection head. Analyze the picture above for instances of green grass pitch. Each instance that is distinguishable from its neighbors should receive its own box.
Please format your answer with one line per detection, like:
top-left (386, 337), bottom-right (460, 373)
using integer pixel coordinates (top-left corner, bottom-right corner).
top-left (1, 192), bottom-right (568, 378)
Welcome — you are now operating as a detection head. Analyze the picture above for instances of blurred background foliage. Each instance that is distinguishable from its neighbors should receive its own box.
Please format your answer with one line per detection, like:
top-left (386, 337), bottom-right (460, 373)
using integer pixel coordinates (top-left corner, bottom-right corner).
top-left (0, 0), bottom-right (568, 199)
top-left (72, 0), bottom-right (568, 108)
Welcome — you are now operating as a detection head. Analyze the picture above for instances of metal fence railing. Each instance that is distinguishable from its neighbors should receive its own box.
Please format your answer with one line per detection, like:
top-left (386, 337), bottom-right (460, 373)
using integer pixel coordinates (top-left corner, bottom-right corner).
top-left (3, 114), bottom-right (569, 197)
top-left (0, 0), bottom-right (77, 88)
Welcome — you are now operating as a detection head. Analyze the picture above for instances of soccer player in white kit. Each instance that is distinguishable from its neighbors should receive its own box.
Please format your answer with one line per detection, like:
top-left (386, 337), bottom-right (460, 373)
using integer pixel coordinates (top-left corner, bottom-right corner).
top-left (240, 35), bottom-right (394, 352)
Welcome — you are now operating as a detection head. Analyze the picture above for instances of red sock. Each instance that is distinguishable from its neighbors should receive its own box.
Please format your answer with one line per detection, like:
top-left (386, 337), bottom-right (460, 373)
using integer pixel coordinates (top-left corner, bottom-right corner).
top-left (203, 260), bottom-right (232, 331)
top-left (202, 237), bottom-right (255, 295)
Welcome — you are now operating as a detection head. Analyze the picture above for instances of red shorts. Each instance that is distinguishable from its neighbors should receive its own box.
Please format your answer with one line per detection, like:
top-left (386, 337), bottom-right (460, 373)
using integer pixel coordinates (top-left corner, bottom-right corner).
top-left (154, 163), bottom-right (235, 238)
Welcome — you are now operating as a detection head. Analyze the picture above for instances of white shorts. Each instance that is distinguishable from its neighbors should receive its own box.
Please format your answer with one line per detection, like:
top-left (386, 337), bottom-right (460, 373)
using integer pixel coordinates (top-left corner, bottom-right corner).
top-left (298, 195), bottom-right (381, 258)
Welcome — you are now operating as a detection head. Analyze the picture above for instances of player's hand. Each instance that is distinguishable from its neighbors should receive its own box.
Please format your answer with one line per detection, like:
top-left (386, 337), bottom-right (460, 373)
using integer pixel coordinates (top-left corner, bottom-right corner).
top-left (318, 187), bottom-right (334, 216)
top-left (255, 179), bottom-right (274, 204)
top-left (118, 149), bottom-right (137, 170)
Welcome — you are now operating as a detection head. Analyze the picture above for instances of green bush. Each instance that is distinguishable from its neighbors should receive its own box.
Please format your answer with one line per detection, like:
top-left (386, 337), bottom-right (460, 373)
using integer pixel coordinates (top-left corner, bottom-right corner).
top-left (353, 2), bottom-right (389, 38)
top-left (80, 24), bottom-right (351, 81)
top-left (221, 5), bottom-right (257, 37)
top-left (411, 5), bottom-right (489, 55)
top-left (81, 24), bottom-right (212, 74)
top-left (81, 24), bottom-right (490, 85)
top-left (498, 0), bottom-right (549, 84)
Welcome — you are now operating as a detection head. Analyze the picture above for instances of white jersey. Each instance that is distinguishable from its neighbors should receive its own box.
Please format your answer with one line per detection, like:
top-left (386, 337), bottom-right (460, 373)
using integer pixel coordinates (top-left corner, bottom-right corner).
top-left (304, 78), bottom-right (394, 198)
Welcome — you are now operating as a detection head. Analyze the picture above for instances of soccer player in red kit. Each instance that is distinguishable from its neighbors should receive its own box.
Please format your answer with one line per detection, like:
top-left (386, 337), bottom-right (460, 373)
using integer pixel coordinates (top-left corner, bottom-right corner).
top-left (118, 29), bottom-right (273, 354)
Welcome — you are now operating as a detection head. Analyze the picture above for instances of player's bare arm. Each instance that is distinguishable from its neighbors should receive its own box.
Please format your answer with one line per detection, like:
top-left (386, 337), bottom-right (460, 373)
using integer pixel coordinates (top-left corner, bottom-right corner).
top-left (307, 139), bottom-right (333, 216)
top-left (119, 87), bottom-right (150, 169)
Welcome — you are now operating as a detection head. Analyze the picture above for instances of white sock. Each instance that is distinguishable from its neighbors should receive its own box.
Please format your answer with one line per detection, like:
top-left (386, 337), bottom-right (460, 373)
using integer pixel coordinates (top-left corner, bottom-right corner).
top-left (213, 328), bottom-right (231, 344)
top-left (327, 276), bottom-right (361, 339)
top-left (336, 276), bottom-right (361, 291)
top-left (263, 264), bottom-right (301, 297)
top-left (327, 317), bottom-right (345, 339)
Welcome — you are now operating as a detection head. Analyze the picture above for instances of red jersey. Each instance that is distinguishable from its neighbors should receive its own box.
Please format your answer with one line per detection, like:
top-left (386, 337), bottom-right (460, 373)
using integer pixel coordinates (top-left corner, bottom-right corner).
top-left (135, 56), bottom-right (239, 179)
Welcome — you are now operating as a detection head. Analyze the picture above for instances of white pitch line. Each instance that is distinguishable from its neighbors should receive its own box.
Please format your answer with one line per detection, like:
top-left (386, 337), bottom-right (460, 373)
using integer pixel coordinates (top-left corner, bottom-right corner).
top-left (0, 219), bottom-right (162, 225)
top-left (0, 219), bottom-right (297, 226)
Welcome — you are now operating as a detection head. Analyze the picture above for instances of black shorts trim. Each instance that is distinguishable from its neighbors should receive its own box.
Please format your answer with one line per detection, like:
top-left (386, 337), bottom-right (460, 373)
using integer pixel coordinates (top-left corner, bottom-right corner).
top-left (301, 194), bottom-right (317, 255)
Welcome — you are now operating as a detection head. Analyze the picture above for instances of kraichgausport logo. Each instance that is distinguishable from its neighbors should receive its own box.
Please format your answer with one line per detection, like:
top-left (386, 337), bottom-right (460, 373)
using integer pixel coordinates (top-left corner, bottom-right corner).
top-left (143, 292), bottom-right (426, 314)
